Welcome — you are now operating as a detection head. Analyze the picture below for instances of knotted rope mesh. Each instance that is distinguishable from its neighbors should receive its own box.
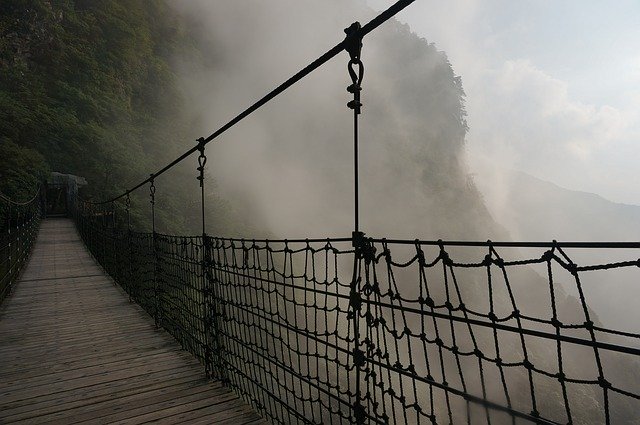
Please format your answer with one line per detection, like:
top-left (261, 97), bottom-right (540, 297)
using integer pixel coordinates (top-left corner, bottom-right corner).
top-left (75, 201), bottom-right (640, 424)
top-left (357, 239), bottom-right (640, 424)
top-left (0, 191), bottom-right (41, 303)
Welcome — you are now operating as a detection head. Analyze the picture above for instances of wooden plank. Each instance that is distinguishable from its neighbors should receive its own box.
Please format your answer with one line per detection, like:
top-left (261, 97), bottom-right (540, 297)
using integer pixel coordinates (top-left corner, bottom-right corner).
top-left (100, 391), bottom-right (244, 424)
top-left (2, 375), bottom-right (212, 422)
top-left (37, 382), bottom-right (229, 424)
top-left (0, 344), bottom-right (188, 380)
top-left (1, 367), bottom-right (204, 412)
top-left (0, 218), bottom-right (265, 424)
top-left (0, 350), bottom-right (194, 391)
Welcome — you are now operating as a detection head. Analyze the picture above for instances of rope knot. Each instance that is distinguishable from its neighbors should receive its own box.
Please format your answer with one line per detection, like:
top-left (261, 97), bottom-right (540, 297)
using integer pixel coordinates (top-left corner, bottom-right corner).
top-left (598, 376), bottom-right (611, 388)
top-left (353, 231), bottom-right (376, 263)
top-left (440, 250), bottom-right (452, 266)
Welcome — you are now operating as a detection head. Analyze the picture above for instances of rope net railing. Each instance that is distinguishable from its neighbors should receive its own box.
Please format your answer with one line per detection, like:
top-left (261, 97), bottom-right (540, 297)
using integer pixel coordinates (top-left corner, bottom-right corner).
top-left (74, 200), bottom-right (640, 424)
top-left (0, 190), bottom-right (42, 304)
top-left (68, 1), bottom-right (639, 423)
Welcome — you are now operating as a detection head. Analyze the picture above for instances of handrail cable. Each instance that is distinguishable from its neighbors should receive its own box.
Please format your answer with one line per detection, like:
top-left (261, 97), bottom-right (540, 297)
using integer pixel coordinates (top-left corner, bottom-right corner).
top-left (368, 238), bottom-right (640, 249)
top-left (0, 187), bottom-right (41, 206)
top-left (84, 0), bottom-right (416, 205)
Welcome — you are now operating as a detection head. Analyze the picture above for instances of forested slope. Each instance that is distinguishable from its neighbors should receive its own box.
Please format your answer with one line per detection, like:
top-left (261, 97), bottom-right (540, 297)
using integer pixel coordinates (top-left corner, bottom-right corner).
top-left (0, 0), bottom-right (227, 232)
top-left (0, 0), bottom-right (494, 238)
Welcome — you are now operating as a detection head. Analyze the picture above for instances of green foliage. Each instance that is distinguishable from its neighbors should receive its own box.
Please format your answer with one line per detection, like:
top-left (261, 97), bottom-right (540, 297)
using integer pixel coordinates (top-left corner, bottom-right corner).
top-left (0, 140), bottom-right (49, 201)
top-left (0, 0), bottom-right (201, 231)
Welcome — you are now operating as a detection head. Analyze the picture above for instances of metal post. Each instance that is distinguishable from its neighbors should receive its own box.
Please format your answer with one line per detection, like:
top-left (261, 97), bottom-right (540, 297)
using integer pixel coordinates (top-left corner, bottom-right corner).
top-left (126, 193), bottom-right (132, 301)
top-left (16, 210), bottom-right (21, 276)
top-left (7, 204), bottom-right (12, 289)
top-left (197, 138), bottom-right (221, 380)
top-left (149, 177), bottom-right (159, 328)
top-left (111, 201), bottom-right (117, 279)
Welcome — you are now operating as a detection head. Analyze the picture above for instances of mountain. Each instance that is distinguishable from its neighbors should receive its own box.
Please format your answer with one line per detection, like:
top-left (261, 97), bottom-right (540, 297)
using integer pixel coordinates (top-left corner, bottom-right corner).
top-left (475, 169), bottom-right (640, 242)
top-left (475, 168), bottom-right (640, 330)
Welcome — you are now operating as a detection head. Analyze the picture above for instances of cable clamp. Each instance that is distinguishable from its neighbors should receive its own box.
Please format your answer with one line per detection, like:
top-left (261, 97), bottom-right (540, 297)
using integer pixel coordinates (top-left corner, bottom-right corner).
top-left (197, 138), bottom-right (207, 187)
top-left (149, 176), bottom-right (156, 204)
top-left (344, 22), bottom-right (364, 114)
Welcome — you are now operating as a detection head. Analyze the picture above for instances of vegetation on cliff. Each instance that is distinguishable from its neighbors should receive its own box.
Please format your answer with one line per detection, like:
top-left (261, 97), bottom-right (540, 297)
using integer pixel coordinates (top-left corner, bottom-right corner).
top-left (0, 0), bottom-right (213, 231)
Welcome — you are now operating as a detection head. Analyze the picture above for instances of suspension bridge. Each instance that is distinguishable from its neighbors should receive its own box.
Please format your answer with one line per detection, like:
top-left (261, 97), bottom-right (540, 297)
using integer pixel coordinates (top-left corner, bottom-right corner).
top-left (1, 1), bottom-right (639, 423)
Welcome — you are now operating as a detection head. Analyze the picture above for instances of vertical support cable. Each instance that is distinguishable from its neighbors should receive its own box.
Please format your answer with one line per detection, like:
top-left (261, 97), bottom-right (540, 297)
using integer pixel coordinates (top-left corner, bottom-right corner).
top-left (149, 176), bottom-right (159, 328)
top-left (90, 203), bottom-right (96, 256)
top-left (125, 193), bottom-right (132, 301)
top-left (197, 139), bottom-right (207, 238)
top-left (16, 210), bottom-right (21, 277)
top-left (346, 23), bottom-right (364, 235)
top-left (197, 138), bottom-right (219, 379)
top-left (87, 203), bottom-right (92, 253)
top-left (41, 182), bottom-right (47, 219)
top-left (345, 22), bottom-right (367, 424)
top-left (111, 200), bottom-right (117, 280)
top-left (7, 203), bottom-right (12, 289)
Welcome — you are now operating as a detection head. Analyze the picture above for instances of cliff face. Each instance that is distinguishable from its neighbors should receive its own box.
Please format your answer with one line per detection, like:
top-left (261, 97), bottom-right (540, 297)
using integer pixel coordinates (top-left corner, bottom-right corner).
top-left (0, 0), bottom-right (205, 231)
top-left (1, 0), bottom-right (497, 239)
top-left (171, 0), bottom-right (499, 240)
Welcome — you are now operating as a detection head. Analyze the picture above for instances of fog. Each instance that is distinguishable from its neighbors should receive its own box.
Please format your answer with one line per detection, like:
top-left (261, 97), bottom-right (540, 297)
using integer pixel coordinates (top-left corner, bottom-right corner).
top-left (166, 1), bottom-right (639, 423)
top-left (474, 165), bottom-right (640, 334)
top-left (170, 0), bottom-right (497, 242)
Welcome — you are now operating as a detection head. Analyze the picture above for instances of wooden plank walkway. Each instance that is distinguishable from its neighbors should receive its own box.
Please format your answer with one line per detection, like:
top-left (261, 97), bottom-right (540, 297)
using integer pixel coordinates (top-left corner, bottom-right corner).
top-left (0, 218), bottom-right (265, 424)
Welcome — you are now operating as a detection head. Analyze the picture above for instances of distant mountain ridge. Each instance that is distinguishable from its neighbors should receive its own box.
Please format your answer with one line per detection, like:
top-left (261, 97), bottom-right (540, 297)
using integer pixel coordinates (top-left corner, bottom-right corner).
top-left (475, 168), bottom-right (640, 331)
top-left (475, 168), bottom-right (640, 242)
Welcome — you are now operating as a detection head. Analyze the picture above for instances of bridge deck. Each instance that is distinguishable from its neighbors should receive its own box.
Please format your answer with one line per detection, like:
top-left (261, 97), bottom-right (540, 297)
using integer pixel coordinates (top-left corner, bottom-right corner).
top-left (0, 218), bottom-right (264, 424)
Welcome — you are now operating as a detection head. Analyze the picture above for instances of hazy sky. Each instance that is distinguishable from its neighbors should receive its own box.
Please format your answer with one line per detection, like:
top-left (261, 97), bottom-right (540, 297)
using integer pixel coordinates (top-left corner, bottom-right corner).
top-left (368, 0), bottom-right (640, 204)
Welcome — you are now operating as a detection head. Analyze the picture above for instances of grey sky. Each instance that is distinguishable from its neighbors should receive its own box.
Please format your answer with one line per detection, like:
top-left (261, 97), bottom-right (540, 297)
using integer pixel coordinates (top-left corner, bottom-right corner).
top-left (368, 0), bottom-right (640, 204)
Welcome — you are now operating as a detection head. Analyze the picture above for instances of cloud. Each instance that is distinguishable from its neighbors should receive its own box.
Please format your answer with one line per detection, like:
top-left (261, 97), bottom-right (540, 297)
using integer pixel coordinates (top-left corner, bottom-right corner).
top-left (466, 58), bottom-right (639, 203)
top-left (368, 1), bottom-right (640, 204)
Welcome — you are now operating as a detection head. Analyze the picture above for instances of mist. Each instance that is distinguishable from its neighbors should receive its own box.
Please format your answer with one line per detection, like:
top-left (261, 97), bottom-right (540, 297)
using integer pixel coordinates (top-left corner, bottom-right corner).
top-left (474, 166), bottom-right (640, 336)
top-left (165, 1), bottom-right (639, 423)
top-left (169, 0), bottom-right (497, 242)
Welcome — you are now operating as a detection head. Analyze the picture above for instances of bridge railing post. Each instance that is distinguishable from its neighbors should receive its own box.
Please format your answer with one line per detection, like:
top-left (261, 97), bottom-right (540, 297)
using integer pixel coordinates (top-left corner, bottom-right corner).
top-left (350, 231), bottom-right (370, 424)
top-left (7, 204), bottom-right (12, 289)
top-left (111, 206), bottom-right (117, 283)
top-left (196, 139), bottom-right (224, 381)
top-left (150, 177), bottom-right (160, 328)
top-left (125, 193), bottom-right (133, 301)
top-left (345, 22), bottom-right (368, 424)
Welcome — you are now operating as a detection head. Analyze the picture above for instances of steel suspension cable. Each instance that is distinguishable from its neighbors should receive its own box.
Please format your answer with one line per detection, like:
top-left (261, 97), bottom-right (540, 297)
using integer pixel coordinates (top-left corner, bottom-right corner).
top-left (0, 188), bottom-right (41, 206)
top-left (86, 0), bottom-right (417, 205)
